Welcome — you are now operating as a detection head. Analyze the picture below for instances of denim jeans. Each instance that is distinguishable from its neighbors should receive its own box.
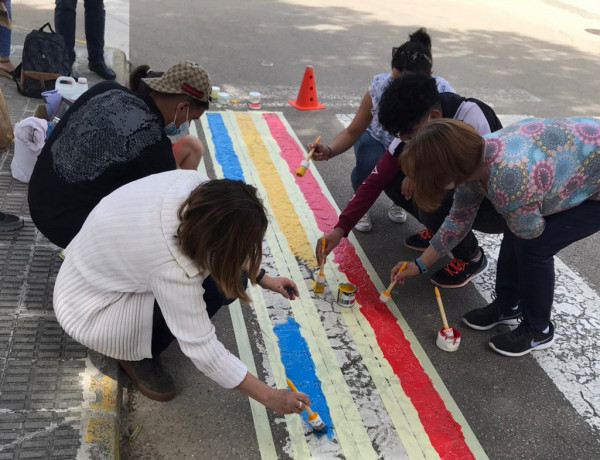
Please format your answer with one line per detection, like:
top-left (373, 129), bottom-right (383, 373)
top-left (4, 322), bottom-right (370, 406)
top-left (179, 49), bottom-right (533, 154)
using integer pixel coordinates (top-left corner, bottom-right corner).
top-left (55, 0), bottom-right (106, 64)
top-left (351, 131), bottom-right (387, 192)
top-left (384, 170), bottom-right (506, 261)
top-left (495, 200), bottom-right (600, 331)
top-left (0, 0), bottom-right (11, 57)
top-left (151, 273), bottom-right (249, 357)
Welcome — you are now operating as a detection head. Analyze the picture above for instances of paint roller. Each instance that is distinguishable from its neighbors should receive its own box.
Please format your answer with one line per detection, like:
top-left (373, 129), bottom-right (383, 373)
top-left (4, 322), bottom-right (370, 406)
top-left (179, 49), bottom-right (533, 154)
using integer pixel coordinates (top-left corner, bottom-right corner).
top-left (314, 237), bottom-right (326, 294)
top-left (296, 136), bottom-right (321, 177)
top-left (286, 378), bottom-right (326, 431)
top-left (379, 262), bottom-right (408, 303)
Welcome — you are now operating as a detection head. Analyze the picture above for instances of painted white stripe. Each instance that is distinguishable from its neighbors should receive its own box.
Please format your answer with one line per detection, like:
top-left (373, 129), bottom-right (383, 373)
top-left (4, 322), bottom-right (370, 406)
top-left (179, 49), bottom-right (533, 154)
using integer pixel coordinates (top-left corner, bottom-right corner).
top-left (336, 112), bottom-right (600, 435)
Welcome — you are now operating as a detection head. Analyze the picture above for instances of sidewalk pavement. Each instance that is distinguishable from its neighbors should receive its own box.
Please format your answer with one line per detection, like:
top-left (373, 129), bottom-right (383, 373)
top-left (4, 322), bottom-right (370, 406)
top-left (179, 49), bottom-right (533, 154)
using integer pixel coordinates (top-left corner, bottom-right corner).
top-left (1, 29), bottom-right (127, 460)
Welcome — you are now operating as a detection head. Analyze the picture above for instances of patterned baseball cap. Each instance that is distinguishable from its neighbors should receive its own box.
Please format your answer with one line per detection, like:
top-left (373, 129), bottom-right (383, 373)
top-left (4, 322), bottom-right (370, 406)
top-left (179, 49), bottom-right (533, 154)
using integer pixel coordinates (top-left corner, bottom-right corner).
top-left (142, 61), bottom-right (211, 103)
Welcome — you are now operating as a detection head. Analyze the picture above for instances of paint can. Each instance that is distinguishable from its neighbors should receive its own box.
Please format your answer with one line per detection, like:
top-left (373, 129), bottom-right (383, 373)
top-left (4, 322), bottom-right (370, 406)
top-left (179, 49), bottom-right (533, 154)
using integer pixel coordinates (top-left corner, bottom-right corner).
top-left (248, 91), bottom-right (262, 110)
top-left (217, 92), bottom-right (230, 105)
top-left (435, 327), bottom-right (461, 352)
top-left (336, 283), bottom-right (357, 308)
top-left (211, 86), bottom-right (220, 101)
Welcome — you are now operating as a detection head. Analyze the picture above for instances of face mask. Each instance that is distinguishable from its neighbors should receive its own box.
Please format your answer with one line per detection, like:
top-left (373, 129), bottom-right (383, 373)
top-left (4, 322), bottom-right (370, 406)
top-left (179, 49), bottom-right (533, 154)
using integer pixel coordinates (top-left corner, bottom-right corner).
top-left (165, 105), bottom-right (190, 136)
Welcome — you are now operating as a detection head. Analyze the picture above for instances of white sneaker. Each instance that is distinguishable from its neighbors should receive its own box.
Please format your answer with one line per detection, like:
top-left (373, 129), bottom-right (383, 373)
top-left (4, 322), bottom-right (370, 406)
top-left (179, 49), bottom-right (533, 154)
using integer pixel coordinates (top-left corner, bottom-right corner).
top-left (354, 213), bottom-right (372, 232)
top-left (387, 205), bottom-right (407, 223)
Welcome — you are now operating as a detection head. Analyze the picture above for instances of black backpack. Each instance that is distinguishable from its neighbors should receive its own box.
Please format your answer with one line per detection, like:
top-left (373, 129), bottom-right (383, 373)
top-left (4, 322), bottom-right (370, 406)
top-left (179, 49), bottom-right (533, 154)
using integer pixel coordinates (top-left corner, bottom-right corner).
top-left (14, 23), bottom-right (71, 99)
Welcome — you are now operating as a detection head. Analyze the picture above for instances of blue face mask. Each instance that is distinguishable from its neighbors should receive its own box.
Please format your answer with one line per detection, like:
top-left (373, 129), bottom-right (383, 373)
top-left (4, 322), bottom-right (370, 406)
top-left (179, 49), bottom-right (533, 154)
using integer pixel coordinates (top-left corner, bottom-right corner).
top-left (165, 105), bottom-right (190, 136)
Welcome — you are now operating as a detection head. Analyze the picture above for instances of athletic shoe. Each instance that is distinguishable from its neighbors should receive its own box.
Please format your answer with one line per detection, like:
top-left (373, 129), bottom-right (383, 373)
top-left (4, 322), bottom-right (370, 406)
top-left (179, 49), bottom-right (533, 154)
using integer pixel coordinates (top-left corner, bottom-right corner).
top-left (120, 358), bottom-right (176, 402)
top-left (404, 228), bottom-right (432, 251)
top-left (462, 299), bottom-right (522, 331)
top-left (430, 249), bottom-right (488, 288)
top-left (489, 321), bottom-right (555, 357)
top-left (387, 204), bottom-right (407, 223)
top-left (354, 213), bottom-right (372, 232)
top-left (0, 212), bottom-right (24, 232)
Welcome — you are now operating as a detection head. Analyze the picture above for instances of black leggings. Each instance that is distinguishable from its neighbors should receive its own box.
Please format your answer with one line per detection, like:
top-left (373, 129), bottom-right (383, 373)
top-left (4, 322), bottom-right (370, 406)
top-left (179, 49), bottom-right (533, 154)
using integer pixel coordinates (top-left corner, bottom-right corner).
top-left (384, 171), bottom-right (506, 260)
top-left (150, 273), bottom-right (248, 357)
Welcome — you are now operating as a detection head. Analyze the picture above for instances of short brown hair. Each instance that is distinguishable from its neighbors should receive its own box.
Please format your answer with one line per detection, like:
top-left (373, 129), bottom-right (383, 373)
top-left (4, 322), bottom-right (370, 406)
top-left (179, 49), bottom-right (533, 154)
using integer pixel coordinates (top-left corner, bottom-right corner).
top-left (399, 119), bottom-right (485, 211)
top-left (176, 179), bottom-right (268, 303)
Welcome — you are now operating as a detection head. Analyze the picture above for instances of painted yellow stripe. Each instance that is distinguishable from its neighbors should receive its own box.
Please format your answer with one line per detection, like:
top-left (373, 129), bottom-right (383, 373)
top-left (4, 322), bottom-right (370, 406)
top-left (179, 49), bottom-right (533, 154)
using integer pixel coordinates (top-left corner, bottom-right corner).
top-left (195, 118), bottom-right (279, 459)
top-left (230, 111), bottom-right (377, 459)
top-left (272, 114), bottom-right (488, 460)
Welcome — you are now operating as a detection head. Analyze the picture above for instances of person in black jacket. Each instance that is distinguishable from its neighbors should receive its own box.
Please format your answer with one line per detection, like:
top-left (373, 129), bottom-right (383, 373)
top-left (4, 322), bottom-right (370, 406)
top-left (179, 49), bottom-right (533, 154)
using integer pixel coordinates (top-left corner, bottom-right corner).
top-left (28, 60), bottom-right (210, 249)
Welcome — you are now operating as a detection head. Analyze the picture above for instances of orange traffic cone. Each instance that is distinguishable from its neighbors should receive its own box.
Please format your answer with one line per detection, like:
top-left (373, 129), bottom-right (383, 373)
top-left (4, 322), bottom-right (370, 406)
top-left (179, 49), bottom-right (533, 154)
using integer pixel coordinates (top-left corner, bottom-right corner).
top-left (289, 65), bottom-right (325, 110)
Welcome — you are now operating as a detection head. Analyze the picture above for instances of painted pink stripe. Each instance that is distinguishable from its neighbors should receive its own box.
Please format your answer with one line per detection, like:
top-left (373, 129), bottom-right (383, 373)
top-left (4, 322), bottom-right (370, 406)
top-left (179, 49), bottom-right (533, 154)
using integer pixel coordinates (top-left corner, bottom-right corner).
top-left (262, 113), bottom-right (474, 460)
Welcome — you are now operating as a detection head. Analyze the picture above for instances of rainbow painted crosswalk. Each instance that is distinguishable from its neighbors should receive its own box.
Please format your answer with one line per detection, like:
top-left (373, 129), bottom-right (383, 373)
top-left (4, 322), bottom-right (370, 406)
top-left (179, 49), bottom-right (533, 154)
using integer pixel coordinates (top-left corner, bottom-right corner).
top-left (196, 111), bottom-right (487, 460)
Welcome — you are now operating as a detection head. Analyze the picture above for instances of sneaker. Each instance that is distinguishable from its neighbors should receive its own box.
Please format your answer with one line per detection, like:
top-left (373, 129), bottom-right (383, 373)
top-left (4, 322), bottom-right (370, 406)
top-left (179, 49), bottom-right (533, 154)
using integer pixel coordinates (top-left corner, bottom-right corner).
top-left (354, 213), bottom-right (372, 232)
top-left (119, 358), bottom-right (176, 402)
top-left (0, 212), bottom-right (24, 232)
top-left (430, 248), bottom-right (488, 288)
top-left (387, 204), bottom-right (407, 223)
top-left (462, 299), bottom-right (522, 331)
top-left (404, 228), bottom-right (432, 251)
top-left (489, 321), bottom-right (555, 357)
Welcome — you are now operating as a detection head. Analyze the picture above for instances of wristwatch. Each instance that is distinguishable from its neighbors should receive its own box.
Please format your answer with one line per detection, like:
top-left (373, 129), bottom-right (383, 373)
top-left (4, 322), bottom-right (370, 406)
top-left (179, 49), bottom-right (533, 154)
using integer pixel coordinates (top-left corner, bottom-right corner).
top-left (255, 268), bottom-right (266, 284)
top-left (414, 257), bottom-right (428, 274)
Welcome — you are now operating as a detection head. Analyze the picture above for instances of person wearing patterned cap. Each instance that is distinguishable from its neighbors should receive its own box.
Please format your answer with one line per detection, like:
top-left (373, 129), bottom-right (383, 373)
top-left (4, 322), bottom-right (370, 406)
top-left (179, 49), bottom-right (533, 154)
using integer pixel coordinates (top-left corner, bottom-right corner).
top-left (29, 60), bottom-right (212, 249)
top-left (391, 117), bottom-right (600, 357)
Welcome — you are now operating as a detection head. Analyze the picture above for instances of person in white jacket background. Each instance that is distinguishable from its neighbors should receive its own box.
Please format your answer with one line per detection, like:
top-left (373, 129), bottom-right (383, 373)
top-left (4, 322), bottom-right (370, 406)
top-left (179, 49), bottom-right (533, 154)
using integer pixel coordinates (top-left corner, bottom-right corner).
top-left (54, 170), bottom-right (309, 413)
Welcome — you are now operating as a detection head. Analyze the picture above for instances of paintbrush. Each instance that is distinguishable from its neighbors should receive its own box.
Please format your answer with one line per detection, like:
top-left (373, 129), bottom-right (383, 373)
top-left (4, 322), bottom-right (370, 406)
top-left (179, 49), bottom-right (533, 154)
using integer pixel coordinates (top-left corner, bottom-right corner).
top-left (313, 237), bottom-right (326, 294)
top-left (286, 378), bottom-right (326, 431)
top-left (379, 262), bottom-right (408, 303)
top-left (296, 136), bottom-right (321, 177)
top-left (434, 287), bottom-right (454, 338)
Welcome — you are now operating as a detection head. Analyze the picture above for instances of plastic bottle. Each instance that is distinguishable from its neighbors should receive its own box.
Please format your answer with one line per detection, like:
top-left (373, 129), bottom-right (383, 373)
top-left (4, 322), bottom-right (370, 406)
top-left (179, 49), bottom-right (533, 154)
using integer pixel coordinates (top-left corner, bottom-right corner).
top-left (55, 76), bottom-right (89, 101)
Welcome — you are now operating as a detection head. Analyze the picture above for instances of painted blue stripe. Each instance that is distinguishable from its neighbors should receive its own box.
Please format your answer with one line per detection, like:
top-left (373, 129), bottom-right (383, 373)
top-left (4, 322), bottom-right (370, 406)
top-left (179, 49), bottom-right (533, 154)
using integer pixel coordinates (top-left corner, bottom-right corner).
top-left (274, 318), bottom-right (333, 438)
top-left (206, 113), bottom-right (245, 181)
top-left (206, 114), bottom-right (333, 436)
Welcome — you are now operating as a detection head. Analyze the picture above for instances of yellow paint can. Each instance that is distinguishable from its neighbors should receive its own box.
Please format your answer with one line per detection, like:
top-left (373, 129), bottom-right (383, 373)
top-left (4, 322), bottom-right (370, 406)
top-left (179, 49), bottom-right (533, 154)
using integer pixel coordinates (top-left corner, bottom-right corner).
top-left (337, 283), bottom-right (357, 308)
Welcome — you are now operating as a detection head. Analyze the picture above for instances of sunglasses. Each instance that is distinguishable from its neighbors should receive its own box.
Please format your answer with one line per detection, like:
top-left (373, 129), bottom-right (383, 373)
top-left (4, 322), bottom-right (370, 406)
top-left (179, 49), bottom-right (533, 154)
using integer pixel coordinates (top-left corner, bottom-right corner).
top-left (392, 48), bottom-right (432, 65)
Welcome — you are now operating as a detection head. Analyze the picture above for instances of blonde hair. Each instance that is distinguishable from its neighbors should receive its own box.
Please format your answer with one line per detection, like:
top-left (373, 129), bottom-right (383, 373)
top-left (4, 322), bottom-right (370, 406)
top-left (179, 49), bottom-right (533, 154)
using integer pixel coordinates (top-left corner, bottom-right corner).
top-left (399, 119), bottom-right (485, 211)
top-left (177, 179), bottom-right (268, 303)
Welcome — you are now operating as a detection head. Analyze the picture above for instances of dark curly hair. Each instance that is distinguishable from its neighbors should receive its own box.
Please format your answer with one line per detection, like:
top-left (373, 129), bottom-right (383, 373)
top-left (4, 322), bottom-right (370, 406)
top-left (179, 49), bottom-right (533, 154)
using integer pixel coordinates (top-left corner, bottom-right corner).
top-left (378, 73), bottom-right (441, 137)
top-left (391, 28), bottom-right (433, 74)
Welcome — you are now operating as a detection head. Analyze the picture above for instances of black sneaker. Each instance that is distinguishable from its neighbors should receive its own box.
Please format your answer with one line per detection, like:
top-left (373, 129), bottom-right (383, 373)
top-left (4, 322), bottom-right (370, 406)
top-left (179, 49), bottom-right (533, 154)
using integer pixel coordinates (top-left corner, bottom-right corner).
top-left (120, 358), bottom-right (176, 402)
top-left (404, 228), bottom-right (432, 251)
top-left (430, 249), bottom-right (488, 288)
top-left (462, 299), bottom-right (522, 330)
top-left (0, 212), bottom-right (24, 232)
top-left (489, 321), bottom-right (555, 357)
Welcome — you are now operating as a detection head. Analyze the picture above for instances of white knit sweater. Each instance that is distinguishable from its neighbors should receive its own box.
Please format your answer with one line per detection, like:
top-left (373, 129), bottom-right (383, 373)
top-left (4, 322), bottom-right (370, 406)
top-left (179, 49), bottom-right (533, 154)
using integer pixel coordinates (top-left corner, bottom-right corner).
top-left (53, 170), bottom-right (248, 389)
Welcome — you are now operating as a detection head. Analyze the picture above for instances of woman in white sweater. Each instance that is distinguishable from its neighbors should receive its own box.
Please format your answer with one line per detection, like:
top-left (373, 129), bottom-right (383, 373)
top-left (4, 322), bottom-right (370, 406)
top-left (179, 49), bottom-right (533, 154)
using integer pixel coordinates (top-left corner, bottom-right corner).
top-left (54, 170), bottom-right (310, 414)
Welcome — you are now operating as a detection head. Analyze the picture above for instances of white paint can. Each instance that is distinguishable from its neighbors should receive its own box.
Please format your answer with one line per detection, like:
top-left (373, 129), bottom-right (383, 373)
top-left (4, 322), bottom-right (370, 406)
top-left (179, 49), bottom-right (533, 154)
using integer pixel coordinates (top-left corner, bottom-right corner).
top-left (211, 86), bottom-right (220, 100)
top-left (217, 92), bottom-right (230, 105)
top-left (435, 327), bottom-right (461, 352)
top-left (337, 283), bottom-right (357, 308)
top-left (249, 91), bottom-right (262, 110)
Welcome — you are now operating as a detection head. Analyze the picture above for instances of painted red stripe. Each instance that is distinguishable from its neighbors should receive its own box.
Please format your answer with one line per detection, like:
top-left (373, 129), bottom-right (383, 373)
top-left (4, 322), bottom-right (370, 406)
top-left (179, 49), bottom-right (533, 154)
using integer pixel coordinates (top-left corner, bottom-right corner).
top-left (262, 113), bottom-right (474, 460)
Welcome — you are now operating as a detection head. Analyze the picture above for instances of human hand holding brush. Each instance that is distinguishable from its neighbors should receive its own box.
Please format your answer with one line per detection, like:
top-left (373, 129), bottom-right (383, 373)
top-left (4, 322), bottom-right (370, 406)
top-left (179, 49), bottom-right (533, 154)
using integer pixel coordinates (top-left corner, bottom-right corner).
top-left (236, 373), bottom-right (309, 415)
top-left (315, 228), bottom-right (344, 265)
